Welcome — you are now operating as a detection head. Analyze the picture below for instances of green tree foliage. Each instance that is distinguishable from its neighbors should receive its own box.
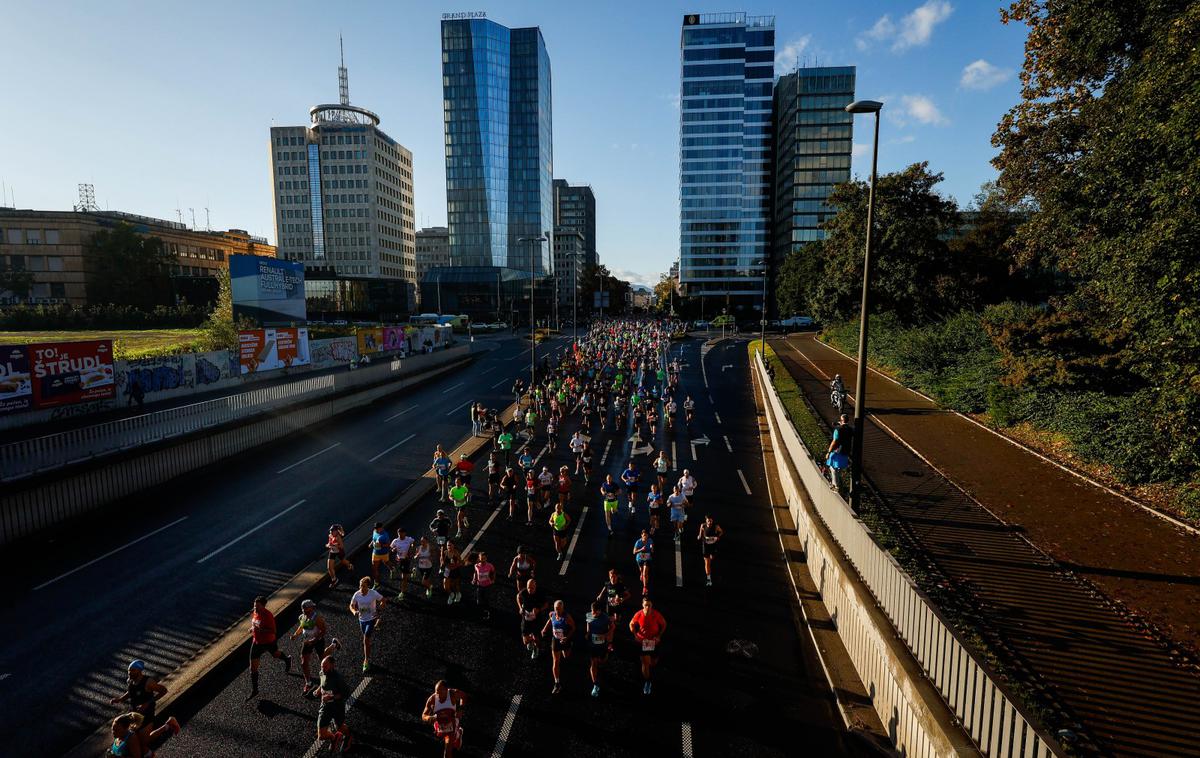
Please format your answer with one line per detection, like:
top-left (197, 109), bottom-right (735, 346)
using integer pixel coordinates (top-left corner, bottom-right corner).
top-left (809, 163), bottom-right (963, 325)
top-left (578, 264), bottom-right (632, 316)
top-left (85, 223), bottom-right (178, 309)
top-left (774, 239), bottom-right (824, 318)
top-left (994, 0), bottom-right (1200, 473)
top-left (0, 261), bottom-right (35, 301)
top-left (199, 268), bottom-right (252, 352)
top-left (652, 274), bottom-right (676, 314)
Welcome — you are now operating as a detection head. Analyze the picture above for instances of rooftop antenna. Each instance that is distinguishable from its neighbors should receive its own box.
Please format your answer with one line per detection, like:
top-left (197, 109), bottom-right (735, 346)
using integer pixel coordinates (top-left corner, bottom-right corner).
top-left (205, 206), bottom-right (211, 231)
top-left (338, 34), bottom-right (350, 106)
top-left (75, 183), bottom-right (98, 212)
top-left (175, 197), bottom-right (183, 225)
top-left (189, 207), bottom-right (196, 230)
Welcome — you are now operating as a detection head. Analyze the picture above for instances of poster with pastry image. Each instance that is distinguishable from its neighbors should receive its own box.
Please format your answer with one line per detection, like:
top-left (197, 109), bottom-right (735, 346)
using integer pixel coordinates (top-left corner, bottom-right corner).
top-left (238, 328), bottom-right (310, 374)
top-left (0, 344), bottom-right (33, 415)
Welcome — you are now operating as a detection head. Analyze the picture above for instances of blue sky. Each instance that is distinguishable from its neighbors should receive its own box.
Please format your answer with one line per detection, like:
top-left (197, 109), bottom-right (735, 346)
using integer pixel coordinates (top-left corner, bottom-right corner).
top-left (2, 1), bottom-right (1025, 287)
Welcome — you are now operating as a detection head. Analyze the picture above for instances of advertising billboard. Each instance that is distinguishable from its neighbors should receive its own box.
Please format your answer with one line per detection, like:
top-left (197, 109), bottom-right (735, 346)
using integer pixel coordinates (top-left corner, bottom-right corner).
top-left (0, 345), bottom-right (33, 415)
top-left (230, 254), bottom-right (307, 326)
top-left (238, 328), bottom-right (311, 375)
top-left (356, 328), bottom-right (384, 356)
top-left (29, 340), bottom-right (116, 408)
top-left (383, 326), bottom-right (408, 353)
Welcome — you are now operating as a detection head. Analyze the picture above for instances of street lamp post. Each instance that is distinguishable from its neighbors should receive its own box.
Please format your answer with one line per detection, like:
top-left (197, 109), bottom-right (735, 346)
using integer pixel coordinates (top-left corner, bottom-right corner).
top-left (759, 257), bottom-right (769, 354)
top-left (845, 99), bottom-right (884, 512)
top-left (519, 235), bottom-right (547, 391)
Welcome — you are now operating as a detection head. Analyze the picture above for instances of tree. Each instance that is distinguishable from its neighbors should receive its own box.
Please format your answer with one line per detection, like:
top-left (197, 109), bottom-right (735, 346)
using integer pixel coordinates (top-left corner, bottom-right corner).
top-left (993, 0), bottom-right (1200, 473)
top-left (809, 162), bottom-right (962, 325)
top-left (578, 263), bottom-right (632, 316)
top-left (85, 223), bottom-right (177, 310)
top-left (945, 181), bottom-right (1046, 309)
top-left (0, 261), bottom-right (34, 302)
top-left (775, 240), bottom-right (824, 317)
top-left (652, 273), bottom-right (676, 314)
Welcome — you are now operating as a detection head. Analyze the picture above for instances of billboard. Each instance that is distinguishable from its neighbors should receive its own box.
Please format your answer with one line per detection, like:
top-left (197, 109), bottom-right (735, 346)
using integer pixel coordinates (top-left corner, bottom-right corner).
top-left (383, 326), bottom-right (408, 353)
top-left (356, 328), bottom-right (384, 356)
top-left (29, 340), bottom-right (116, 408)
top-left (0, 345), bottom-right (32, 415)
top-left (238, 328), bottom-right (311, 375)
top-left (230, 254), bottom-right (307, 326)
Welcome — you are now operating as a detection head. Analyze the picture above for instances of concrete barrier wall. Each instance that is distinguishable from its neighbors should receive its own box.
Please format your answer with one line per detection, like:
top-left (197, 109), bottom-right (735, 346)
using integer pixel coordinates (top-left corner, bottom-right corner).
top-left (0, 348), bottom-right (470, 546)
top-left (752, 351), bottom-right (1059, 758)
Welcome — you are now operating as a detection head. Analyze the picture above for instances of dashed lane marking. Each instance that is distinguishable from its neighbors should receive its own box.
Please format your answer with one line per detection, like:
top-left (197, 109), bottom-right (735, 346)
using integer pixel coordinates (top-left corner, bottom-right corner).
top-left (714, 411), bottom-right (722, 425)
top-left (682, 722), bottom-right (695, 758)
top-left (301, 676), bottom-right (372, 758)
top-left (384, 406), bottom-right (414, 422)
top-left (480, 366), bottom-right (495, 374)
top-left (722, 435), bottom-right (733, 453)
top-left (441, 381), bottom-right (466, 394)
top-left (277, 442), bottom-right (341, 474)
top-left (737, 469), bottom-right (752, 496)
top-left (671, 441), bottom-right (678, 470)
top-left (559, 506), bottom-right (589, 575)
top-left (601, 439), bottom-right (612, 465)
top-left (491, 377), bottom-right (509, 389)
top-left (197, 500), bottom-right (307, 564)
top-left (491, 693), bottom-right (523, 758)
top-left (368, 434), bottom-right (416, 463)
top-left (675, 535), bottom-right (684, 587)
top-left (464, 502), bottom-right (505, 556)
top-left (35, 516), bottom-right (189, 591)
top-left (446, 400), bottom-right (474, 417)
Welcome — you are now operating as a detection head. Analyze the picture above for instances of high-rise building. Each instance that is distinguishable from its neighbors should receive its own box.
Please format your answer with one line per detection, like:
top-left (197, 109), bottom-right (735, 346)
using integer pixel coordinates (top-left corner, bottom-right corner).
top-left (678, 12), bottom-right (774, 308)
top-left (553, 227), bottom-right (586, 316)
top-left (441, 16), bottom-right (553, 274)
top-left (553, 180), bottom-right (596, 271)
top-left (269, 42), bottom-right (417, 313)
top-left (415, 226), bottom-right (450, 285)
top-left (772, 66), bottom-right (855, 307)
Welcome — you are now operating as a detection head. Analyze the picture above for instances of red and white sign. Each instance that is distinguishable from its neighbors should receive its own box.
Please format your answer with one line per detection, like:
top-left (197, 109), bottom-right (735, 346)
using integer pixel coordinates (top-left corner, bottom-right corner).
top-left (238, 328), bottom-right (311, 375)
top-left (29, 339), bottom-right (116, 408)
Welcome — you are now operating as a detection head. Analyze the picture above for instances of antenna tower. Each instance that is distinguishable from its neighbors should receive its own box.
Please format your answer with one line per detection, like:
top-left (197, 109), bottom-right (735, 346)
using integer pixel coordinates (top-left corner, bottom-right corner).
top-left (338, 35), bottom-right (350, 105)
top-left (205, 207), bottom-right (211, 231)
top-left (75, 183), bottom-right (98, 212)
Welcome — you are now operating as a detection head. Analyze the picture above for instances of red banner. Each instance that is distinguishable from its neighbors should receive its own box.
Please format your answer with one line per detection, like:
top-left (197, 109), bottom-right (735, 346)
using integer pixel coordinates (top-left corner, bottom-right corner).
top-left (238, 328), bottom-right (311, 375)
top-left (29, 340), bottom-right (116, 408)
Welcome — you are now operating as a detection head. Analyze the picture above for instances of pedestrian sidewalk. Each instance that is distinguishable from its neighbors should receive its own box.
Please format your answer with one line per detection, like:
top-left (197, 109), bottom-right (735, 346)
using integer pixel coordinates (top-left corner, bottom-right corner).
top-left (774, 332), bottom-right (1200, 757)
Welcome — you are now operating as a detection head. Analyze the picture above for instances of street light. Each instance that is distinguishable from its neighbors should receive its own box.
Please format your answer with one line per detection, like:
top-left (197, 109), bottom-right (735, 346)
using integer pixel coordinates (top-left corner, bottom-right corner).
top-left (844, 99), bottom-right (883, 511)
top-left (759, 256), bottom-right (769, 354)
top-left (518, 234), bottom-right (547, 391)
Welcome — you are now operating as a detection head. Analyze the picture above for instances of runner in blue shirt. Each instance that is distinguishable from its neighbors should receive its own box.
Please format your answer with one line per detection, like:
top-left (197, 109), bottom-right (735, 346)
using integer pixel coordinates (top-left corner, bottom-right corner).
top-left (621, 461), bottom-right (641, 517)
top-left (633, 530), bottom-right (654, 596)
top-left (432, 450), bottom-right (453, 502)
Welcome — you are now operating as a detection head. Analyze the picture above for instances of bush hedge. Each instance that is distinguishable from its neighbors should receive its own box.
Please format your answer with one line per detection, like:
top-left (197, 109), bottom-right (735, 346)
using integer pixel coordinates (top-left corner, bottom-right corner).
top-left (0, 304), bottom-right (209, 330)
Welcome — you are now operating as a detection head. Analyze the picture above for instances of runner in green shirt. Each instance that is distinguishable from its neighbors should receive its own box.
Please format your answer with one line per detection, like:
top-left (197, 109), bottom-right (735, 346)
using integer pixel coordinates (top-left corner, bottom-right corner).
top-left (497, 430), bottom-right (514, 464)
top-left (449, 479), bottom-right (471, 538)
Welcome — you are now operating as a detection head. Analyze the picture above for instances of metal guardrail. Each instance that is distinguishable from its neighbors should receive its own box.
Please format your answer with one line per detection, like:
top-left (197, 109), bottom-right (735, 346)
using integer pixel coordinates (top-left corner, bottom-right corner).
top-left (0, 348), bottom-right (466, 483)
top-left (753, 350), bottom-right (1059, 758)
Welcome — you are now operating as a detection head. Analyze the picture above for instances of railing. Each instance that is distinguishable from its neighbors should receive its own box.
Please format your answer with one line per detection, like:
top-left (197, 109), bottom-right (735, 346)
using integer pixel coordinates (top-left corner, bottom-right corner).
top-left (753, 350), bottom-right (1059, 758)
top-left (0, 347), bottom-right (467, 483)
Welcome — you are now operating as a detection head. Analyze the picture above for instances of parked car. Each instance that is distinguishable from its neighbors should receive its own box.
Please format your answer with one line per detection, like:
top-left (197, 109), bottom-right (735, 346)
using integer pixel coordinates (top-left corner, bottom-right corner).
top-left (780, 315), bottom-right (815, 329)
top-left (691, 320), bottom-right (710, 330)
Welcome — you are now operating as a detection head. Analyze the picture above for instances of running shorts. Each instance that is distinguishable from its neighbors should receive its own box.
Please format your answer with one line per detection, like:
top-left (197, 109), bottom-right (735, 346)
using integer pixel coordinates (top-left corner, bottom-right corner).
top-left (551, 637), bottom-right (572, 653)
top-left (371, 552), bottom-right (388, 564)
top-left (604, 499), bottom-right (618, 514)
top-left (702, 542), bottom-right (718, 557)
top-left (328, 550), bottom-right (344, 562)
top-left (301, 637), bottom-right (327, 657)
top-left (589, 642), bottom-right (609, 660)
top-left (359, 618), bottom-right (378, 637)
top-left (249, 641), bottom-right (279, 660)
top-left (317, 698), bottom-right (346, 729)
top-left (395, 556), bottom-right (412, 573)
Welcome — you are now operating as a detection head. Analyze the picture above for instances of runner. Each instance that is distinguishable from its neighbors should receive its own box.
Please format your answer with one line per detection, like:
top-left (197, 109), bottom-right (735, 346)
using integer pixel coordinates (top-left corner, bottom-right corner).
top-left (600, 474), bottom-right (621, 535)
top-left (668, 484), bottom-right (690, 541)
top-left (421, 680), bottom-right (467, 758)
top-left (548, 501), bottom-right (571, 561)
top-left (646, 483), bottom-right (664, 535)
top-left (621, 460), bottom-right (641, 516)
top-left (580, 441), bottom-right (594, 484)
top-left (314, 645), bottom-right (352, 752)
top-left (653, 450), bottom-right (671, 491)
top-left (415, 536), bottom-right (436, 599)
top-left (517, 578), bottom-right (548, 659)
top-left (496, 427), bottom-right (514, 466)
top-left (538, 465), bottom-right (554, 510)
top-left (697, 515), bottom-right (724, 587)
top-left (389, 526), bottom-right (415, 600)
top-left (541, 599), bottom-right (577, 694)
top-left (596, 568), bottom-right (631, 647)
top-left (370, 521), bottom-right (390, 584)
top-left (556, 465), bottom-right (573, 508)
top-left (472, 551), bottom-right (496, 620)
top-left (584, 600), bottom-right (613, 697)
top-left (246, 596), bottom-right (292, 700)
top-left (570, 431), bottom-right (587, 474)
top-left (684, 395), bottom-right (696, 427)
top-left (454, 453), bottom-right (474, 489)
top-left (500, 466), bottom-right (520, 520)
top-left (677, 468), bottom-right (699, 506)
top-left (508, 545), bottom-right (537, 588)
top-left (448, 477), bottom-right (471, 539)
top-left (485, 453), bottom-right (501, 503)
top-left (108, 659), bottom-right (167, 722)
top-left (289, 600), bottom-right (328, 697)
top-left (430, 509), bottom-right (453, 551)
top-left (546, 413), bottom-right (559, 451)
top-left (524, 468), bottom-right (538, 526)
top-left (665, 396), bottom-right (678, 431)
top-left (633, 530), bottom-right (654, 596)
top-left (441, 541), bottom-right (464, 605)
top-left (349, 577), bottom-right (385, 673)
top-left (629, 597), bottom-right (667, 695)
top-left (107, 711), bottom-right (180, 757)
top-left (326, 524), bottom-right (353, 588)
top-left (432, 448), bottom-right (453, 502)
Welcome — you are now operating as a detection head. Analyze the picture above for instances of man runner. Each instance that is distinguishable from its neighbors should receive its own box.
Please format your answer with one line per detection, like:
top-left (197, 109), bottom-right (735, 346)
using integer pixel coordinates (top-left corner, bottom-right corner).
top-left (247, 596), bottom-right (292, 700)
top-left (349, 577), bottom-right (385, 673)
top-left (585, 600), bottom-right (614, 697)
top-left (290, 599), bottom-right (328, 697)
top-left (314, 643), bottom-right (351, 752)
top-left (629, 597), bottom-right (667, 695)
top-left (448, 477), bottom-right (471, 538)
top-left (422, 680), bottom-right (467, 758)
top-left (389, 527), bottom-right (415, 600)
top-left (697, 515), bottom-right (724, 586)
top-left (541, 599), bottom-right (577, 694)
top-left (517, 578), bottom-right (548, 659)
top-left (600, 474), bottom-right (621, 535)
top-left (621, 460), bottom-right (641, 516)
top-left (548, 501), bottom-right (571, 561)
top-left (633, 530), bottom-right (654, 596)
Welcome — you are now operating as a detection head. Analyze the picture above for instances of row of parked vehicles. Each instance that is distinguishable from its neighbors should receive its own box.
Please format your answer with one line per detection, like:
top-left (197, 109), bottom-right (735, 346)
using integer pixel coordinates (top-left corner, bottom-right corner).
top-left (690, 315), bottom-right (815, 332)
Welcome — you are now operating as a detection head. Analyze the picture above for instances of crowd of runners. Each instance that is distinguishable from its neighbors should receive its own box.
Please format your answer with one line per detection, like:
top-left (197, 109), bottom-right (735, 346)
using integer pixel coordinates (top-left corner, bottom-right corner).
top-left (109, 318), bottom-right (734, 756)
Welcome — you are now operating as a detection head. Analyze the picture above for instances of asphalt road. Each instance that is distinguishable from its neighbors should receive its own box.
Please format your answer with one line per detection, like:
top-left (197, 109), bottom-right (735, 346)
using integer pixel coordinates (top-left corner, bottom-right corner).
top-left (163, 337), bottom-right (865, 757)
top-left (0, 335), bottom-right (565, 758)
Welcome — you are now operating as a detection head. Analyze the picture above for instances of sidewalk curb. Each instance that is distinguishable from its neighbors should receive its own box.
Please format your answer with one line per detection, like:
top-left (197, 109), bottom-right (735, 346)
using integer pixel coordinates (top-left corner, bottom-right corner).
top-left (64, 398), bottom-right (520, 758)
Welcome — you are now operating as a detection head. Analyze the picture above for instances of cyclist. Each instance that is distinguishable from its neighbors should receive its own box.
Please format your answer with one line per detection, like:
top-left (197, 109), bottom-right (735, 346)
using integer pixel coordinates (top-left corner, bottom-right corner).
top-left (422, 680), bottom-right (467, 758)
top-left (629, 597), bottom-right (667, 695)
top-left (600, 474), bottom-right (621, 535)
top-left (585, 600), bottom-right (613, 697)
top-left (697, 515), bottom-right (724, 587)
top-left (517, 578), bottom-right (548, 659)
top-left (349, 577), bottom-right (385, 673)
top-left (830, 374), bottom-right (846, 413)
top-left (541, 599), bottom-right (577, 694)
top-left (633, 529), bottom-right (654, 596)
top-left (548, 501), bottom-right (571, 561)
top-left (290, 600), bottom-right (328, 697)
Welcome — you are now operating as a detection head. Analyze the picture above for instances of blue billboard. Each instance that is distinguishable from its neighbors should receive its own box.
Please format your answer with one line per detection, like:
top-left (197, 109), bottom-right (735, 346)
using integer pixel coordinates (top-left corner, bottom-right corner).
top-left (230, 255), bottom-right (306, 326)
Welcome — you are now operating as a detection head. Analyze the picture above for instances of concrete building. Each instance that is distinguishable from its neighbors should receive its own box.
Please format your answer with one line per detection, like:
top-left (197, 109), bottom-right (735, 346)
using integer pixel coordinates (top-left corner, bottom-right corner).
top-left (552, 228), bottom-right (586, 321)
top-left (553, 180), bottom-right (596, 271)
top-left (415, 226), bottom-right (450, 283)
top-left (0, 208), bottom-right (274, 306)
top-left (678, 12), bottom-right (774, 309)
top-left (269, 43), bottom-right (417, 311)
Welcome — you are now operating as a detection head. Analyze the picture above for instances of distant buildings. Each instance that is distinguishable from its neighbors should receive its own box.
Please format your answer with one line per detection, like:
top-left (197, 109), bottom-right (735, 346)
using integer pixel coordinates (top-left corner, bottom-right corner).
top-left (415, 226), bottom-right (450, 284)
top-left (269, 44), bottom-right (416, 315)
top-left (0, 208), bottom-right (274, 307)
top-left (553, 228), bottom-right (586, 316)
top-left (553, 180), bottom-right (597, 272)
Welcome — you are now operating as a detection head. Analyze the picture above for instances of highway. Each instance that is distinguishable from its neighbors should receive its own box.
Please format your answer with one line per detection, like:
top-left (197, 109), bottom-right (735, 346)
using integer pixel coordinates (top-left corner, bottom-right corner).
top-left (0, 335), bottom-right (562, 757)
top-left (145, 337), bottom-right (863, 756)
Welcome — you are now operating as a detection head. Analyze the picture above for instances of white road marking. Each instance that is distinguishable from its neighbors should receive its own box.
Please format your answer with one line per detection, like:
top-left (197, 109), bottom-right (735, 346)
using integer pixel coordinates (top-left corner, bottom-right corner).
top-left (671, 441), bottom-right (678, 470)
top-left (302, 677), bottom-right (372, 758)
top-left (722, 435), bottom-right (733, 453)
top-left (384, 407), bottom-right (414, 422)
top-left (491, 693), bottom-right (523, 758)
top-left (491, 377), bottom-right (508, 389)
top-left (737, 469), bottom-right (752, 495)
top-left (441, 381), bottom-right (466, 394)
top-left (601, 439), bottom-right (612, 465)
top-left (35, 516), bottom-right (189, 591)
top-left (714, 411), bottom-right (722, 425)
top-left (675, 536), bottom-right (684, 587)
top-left (464, 502), bottom-right (505, 555)
top-left (0, 673), bottom-right (8, 682)
top-left (368, 434), bottom-right (416, 463)
top-left (559, 506), bottom-right (589, 575)
top-left (446, 399), bottom-right (474, 417)
top-left (682, 722), bottom-right (695, 758)
top-left (196, 500), bottom-right (307, 564)
top-left (276, 442), bottom-right (340, 474)
top-left (480, 366), bottom-right (495, 374)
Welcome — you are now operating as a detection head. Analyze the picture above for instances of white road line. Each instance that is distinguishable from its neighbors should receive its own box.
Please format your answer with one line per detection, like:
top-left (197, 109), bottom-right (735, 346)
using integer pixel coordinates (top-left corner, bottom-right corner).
top-left (35, 516), bottom-right (189, 591)
top-left (675, 537), bottom-right (684, 587)
top-left (384, 407), bottom-right (414, 422)
top-left (737, 469), bottom-right (752, 495)
top-left (276, 442), bottom-right (340, 474)
top-left (491, 693), bottom-right (523, 758)
top-left (559, 506), bottom-right (589, 575)
top-left (601, 439), bottom-right (612, 465)
top-left (464, 503), bottom-right (505, 555)
top-left (671, 441), bottom-right (678, 470)
top-left (480, 366), bottom-right (495, 374)
top-left (722, 435), bottom-right (733, 453)
top-left (682, 722), bottom-right (695, 758)
top-left (714, 411), bottom-right (722, 425)
top-left (446, 399), bottom-right (474, 417)
top-left (196, 500), bottom-right (307, 564)
top-left (302, 677), bottom-right (372, 758)
top-left (368, 433), bottom-right (416, 463)
top-left (491, 377), bottom-right (508, 389)
top-left (0, 673), bottom-right (8, 682)
top-left (441, 381), bottom-right (466, 394)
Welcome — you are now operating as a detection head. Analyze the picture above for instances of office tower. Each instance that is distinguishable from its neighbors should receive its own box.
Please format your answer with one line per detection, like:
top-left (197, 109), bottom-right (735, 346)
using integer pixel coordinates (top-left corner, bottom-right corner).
top-left (772, 66), bottom-right (855, 304)
top-left (269, 42), bottom-right (417, 314)
top-left (553, 179), bottom-right (596, 271)
top-left (553, 227), bottom-right (586, 314)
top-left (678, 12), bottom-right (774, 309)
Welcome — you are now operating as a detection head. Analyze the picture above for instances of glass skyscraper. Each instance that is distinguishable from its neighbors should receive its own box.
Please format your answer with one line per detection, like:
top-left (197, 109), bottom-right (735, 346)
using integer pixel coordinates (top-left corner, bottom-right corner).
top-left (772, 67), bottom-right (855, 283)
top-left (678, 12), bottom-right (774, 304)
top-left (441, 17), bottom-right (553, 275)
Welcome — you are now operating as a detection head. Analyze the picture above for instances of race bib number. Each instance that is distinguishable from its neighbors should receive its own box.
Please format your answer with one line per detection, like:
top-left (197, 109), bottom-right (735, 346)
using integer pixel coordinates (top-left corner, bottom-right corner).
top-left (591, 633), bottom-right (607, 645)
top-left (553, 628), bottom-right (566, 640)
top-left (641, 639), bottom-right (657, 652)
top-left (434, 716), bottom-right (456, 736)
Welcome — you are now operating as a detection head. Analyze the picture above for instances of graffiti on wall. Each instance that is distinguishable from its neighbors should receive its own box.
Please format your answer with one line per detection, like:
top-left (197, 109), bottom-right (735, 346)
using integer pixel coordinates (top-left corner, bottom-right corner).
top-left (119, 356), bottom-right (190, 395)
top-left (310, 338), bottom-right (358, 368)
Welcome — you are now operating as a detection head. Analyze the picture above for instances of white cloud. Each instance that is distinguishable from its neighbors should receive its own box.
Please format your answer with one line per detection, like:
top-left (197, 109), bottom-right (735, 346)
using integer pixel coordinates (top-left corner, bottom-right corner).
top-left (852, 143), bottom-right (870, 158)
top-left (609, 269), bottom-right (658, 289)
top-left (890, 94), bottom-right (949, 126)
top-left (890, 135), bottom-right (917, 145)
top-left (857, 0), bottom-right (953, 52)
top-left (775, 35), bottom-right (812, 72)
top-left (960, 59), bottom-right (1012, 90)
